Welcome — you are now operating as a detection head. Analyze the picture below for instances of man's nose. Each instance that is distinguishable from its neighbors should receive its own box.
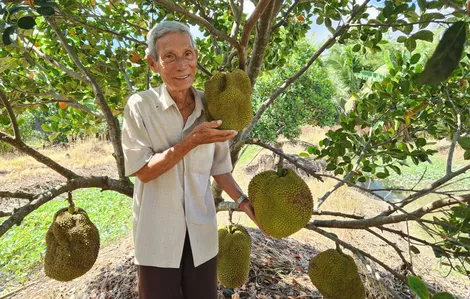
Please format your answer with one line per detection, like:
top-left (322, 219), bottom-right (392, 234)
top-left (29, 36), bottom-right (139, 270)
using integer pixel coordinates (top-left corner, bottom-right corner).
top-left (174, 56), bottom-right (189, 69)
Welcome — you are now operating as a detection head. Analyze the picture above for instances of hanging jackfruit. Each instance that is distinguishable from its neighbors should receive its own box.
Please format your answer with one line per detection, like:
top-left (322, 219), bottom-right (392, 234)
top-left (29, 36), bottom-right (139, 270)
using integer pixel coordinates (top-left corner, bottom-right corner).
top-left (248, 169), bottom-right (313, 238)
top-left (204, 69), bottom-right (253, 131)
top-left (308, 249), bottom-right (365, 299)
top-left (44, 207), bottom-right (100, 281)
top-left (217, 224), bottom-right (251, 288)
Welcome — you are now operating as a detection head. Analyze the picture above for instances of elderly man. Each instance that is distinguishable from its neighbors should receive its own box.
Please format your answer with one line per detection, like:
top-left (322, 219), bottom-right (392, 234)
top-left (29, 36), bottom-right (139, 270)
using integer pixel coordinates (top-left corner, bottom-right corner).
top-left (121, 21), bottom-right (259, 299)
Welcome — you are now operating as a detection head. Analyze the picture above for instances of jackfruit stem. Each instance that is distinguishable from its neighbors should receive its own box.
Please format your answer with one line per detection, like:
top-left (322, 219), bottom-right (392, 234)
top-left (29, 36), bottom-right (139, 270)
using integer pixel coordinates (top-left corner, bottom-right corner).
top-left (277, 156), bottom-right (284, 177)
top-left (67, 191), bottom-right (75, 214)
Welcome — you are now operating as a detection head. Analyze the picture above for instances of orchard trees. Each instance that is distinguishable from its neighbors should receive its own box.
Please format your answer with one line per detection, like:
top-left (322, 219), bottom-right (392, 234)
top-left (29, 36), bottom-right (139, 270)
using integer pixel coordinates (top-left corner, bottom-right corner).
top-left (0, 0), bottom-right (469, 295)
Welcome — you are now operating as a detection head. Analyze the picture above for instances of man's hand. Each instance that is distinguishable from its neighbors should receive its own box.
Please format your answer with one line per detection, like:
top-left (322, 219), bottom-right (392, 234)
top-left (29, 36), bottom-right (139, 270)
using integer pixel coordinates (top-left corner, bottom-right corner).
top-left (186, 120), bottom-right (237, 146)
top-left (239, 200), bottom-right (270, 236)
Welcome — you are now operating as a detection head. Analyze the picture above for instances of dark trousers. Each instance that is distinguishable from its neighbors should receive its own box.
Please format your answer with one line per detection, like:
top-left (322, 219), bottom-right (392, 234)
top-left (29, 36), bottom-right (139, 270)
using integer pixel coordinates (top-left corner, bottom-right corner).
top-left (137, 233), bottom-right (217, 299)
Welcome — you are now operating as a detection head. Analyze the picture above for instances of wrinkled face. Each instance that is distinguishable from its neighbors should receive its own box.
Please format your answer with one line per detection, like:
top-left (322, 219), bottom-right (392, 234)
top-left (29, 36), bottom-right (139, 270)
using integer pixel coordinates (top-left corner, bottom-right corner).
top-left (147, 32), bottom-right (198, 93)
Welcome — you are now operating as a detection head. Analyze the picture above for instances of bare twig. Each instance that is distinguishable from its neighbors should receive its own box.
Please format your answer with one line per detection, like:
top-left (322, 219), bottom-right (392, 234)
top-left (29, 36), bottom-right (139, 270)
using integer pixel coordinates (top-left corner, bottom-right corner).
top-left (229, 0), bottom-right (243, 39)
top-left (366, 228), bottom-right (412, 275)
top-left (447, 96), bottom-right (461, 175)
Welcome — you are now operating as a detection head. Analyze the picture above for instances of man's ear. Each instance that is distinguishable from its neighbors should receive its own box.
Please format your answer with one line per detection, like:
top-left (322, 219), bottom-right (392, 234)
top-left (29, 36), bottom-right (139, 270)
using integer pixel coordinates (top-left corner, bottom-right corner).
top-left (146, 54), bottom-right (160, 73)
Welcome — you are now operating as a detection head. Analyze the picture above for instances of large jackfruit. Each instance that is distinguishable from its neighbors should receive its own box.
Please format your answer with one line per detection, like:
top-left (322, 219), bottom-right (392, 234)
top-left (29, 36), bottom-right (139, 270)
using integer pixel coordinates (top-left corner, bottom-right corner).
top-left (308, 249), bottom-right (365, 299)
top-left (204, 69), bottom-right (253, 131)
top-left (44, 207), bottom-right (100, 281)
top-left (217, 224), bottom-right (251, 288)
top-left (248, 169), bottom-right (313, 238)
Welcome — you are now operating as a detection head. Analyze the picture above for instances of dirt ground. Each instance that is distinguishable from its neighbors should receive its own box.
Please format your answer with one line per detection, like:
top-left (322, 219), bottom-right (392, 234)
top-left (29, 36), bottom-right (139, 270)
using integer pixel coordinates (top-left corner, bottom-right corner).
top-left (0, 133), bottom-right (469, 298)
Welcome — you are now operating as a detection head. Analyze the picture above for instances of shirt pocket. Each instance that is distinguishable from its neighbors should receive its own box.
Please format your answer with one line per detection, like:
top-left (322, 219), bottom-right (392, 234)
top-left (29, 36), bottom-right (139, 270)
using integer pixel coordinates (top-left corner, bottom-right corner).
top-left (190, 143), bottom-right (215, 174)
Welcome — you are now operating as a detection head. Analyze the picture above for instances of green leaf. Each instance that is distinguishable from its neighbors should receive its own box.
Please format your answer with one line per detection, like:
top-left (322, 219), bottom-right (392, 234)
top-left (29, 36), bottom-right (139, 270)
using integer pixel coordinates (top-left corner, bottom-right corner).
top-left (412, 30), bottom-right (433, 42)
top-left (37, 7), bottom-right (55, 16)
top-left (376, 172), bottom-right (388, 179)
top-left (352, 44), bottom-right (361, 52)
top-left (389, 165), bottom-right (401, 175)
top-left (2, 26), bottom-right (16, 45)
top-left (410, 245), bottom-right (420, 254)
top-left (419, 21), bottom-right (467, 85)
top-left (48, 132), bottom-right (60, 142)
top-left (408, 275), bottom-right (429, 299)
top-left (17, 16), bottom-right (36, 30)
top-left (415, 138), bottom-right (426, 147)
top-left (458, 136), bottom-right (470, 150)
top-left (397, 36), bottom-right (407, 43)
top-left (464, 150), bottom-right (470, 160)
top-left (405, 38), bottom-right (417, 52)
top-left (432, 292), bottom-right (454, 299)
top-left (41, 123), bottom-right (51, 132)
top-left (326, 163), bottom-right (336, 171)
top-left (355, 71), bottom-right (385, 82)
top-left (410, 53), bottom-right (421, 64)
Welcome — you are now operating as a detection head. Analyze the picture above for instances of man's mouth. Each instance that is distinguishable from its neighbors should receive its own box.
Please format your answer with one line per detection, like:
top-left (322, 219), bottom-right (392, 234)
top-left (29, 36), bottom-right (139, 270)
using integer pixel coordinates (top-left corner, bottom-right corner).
top-left (175, 75), bottom-right (190, 79)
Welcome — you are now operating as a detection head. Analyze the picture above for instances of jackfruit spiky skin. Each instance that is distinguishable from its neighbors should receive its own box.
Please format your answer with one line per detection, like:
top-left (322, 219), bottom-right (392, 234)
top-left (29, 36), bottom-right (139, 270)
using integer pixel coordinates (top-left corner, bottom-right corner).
top-left (308, 249), bottom-right (365, 299)
top-left (248, 169), bottom-right (313, 238)
top-left (44, 207), bottom-right (100, 282)
top-left (204, 69), bottom-right (253, 131)
top-left (217, 224), bottom-right (251, 288)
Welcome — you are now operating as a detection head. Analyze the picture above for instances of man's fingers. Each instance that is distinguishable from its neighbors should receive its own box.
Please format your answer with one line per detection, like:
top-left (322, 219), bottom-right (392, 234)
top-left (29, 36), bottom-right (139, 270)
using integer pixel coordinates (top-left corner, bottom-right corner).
top-left (208, 120), bottom-right (222, 128)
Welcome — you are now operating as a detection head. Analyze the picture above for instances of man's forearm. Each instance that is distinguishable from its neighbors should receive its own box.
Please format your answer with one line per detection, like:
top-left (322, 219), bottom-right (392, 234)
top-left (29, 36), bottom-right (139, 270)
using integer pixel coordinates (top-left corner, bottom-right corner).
top-left (136, 139), bottom-right (196, 183)
top-left (212, 173), bottom-right (243, 200)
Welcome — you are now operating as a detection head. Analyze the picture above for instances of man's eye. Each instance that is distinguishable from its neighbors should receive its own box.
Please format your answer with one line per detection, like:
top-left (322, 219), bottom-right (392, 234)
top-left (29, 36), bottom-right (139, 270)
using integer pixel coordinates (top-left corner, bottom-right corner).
top-left (164, 54), bottom-right (174, 60)
top-left (185, 51), bottom-right (193, 57)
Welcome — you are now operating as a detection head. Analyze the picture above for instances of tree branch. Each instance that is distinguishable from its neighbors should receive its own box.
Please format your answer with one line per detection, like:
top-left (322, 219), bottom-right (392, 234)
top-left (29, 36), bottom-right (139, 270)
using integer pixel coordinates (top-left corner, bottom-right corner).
top-left (271, 0), bottom-right (300, 31)
top-left (48, 17), bottom-right (127, 180)
top-left (349, 20), bottom-right (454, 27)
top-left (307, 194), bottom-right (470, 229)
top-left (0, 191), bottom-right (35, 200)
top-left (16, 39), bottom-right (91, 85)
top-left (366, 228), bottom-right (412, 274)
top-left (55, 13), bottom-right (145, 46)
top-left (244, 138), bottom-right (324, 181)
top-left (387, 163), bottom-right (470, 214)
top-left (229, 0), bottom-right (243, 39)
top-left (240, 0), bottom-right (272, 48)
top-left (0, 132), bottom-right (78, 179)
top-left (0, 89), bottom-right (20, 140)
top-left (153, 0), bottom-right (239, 48)
top-left (236, 0), bottom-right (372, 148)
top-left (0, 176), bottom-right (133, 237)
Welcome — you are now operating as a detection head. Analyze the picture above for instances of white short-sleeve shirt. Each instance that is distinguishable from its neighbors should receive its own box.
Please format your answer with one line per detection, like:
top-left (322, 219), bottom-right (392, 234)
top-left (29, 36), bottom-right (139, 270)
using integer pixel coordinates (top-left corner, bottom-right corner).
top-left (122, 84), bottom-right (232, 268)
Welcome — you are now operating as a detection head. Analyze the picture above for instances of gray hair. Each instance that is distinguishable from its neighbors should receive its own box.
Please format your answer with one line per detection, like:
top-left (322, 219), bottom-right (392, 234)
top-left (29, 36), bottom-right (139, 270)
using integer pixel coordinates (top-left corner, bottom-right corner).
top-left (146, 21), bottom-right (195, 59)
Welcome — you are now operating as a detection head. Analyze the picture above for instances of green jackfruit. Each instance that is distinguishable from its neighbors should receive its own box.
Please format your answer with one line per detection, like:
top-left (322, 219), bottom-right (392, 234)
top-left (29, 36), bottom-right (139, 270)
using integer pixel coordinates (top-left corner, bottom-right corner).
top-left (44, 207), bottom-right (100, 282)
top-left (204, 69), bottom-right (253, 131)
top-left (308, 249), bottom-right (365, 299)
top-left (217, 224), bottom-right (251, 288)
top-left (248, 169), bottom-right (313, 238)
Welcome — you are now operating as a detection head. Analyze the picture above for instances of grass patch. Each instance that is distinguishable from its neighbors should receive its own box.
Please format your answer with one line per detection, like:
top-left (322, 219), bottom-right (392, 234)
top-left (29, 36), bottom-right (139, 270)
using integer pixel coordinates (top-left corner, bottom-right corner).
top-left (237, 145), bottom-right (263, 165)
top-left (0, 188), bottom-right (132, 292)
